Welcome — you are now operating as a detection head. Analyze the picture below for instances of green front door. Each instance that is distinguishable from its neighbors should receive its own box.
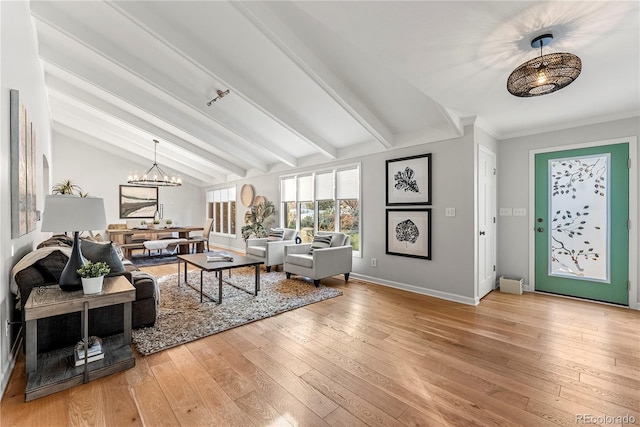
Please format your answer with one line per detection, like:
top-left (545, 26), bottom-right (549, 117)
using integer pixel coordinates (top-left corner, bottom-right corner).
top-left (534, 143), bottom-right (629, 305)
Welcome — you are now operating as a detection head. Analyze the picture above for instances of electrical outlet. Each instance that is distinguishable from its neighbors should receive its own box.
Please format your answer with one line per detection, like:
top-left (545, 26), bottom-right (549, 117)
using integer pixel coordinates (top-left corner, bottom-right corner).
top-left (371, 258), bottom-right (377, 267)
top-left (445, 208), bottom-right (456, 217)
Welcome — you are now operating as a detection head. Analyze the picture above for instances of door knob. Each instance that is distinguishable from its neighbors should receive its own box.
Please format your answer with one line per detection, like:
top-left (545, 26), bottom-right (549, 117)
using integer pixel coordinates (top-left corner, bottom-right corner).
top-left (537, 227), bottom-right (544, 232)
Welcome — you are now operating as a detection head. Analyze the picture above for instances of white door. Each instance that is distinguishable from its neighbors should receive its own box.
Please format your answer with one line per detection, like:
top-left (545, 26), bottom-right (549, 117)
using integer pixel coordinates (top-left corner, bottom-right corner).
top-left (478, 147), bottom-right (497, 298)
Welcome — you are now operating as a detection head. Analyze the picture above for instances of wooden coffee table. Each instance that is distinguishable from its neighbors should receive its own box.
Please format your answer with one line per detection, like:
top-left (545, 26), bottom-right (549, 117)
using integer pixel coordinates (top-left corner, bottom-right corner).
top-left (177, 253), bottom-right (263, 304)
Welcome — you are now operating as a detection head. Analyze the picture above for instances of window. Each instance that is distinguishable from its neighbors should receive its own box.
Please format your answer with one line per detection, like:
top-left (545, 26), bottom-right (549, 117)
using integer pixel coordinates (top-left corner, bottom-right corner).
top-left (280, 164), bottom-right (360, 254)
top-left (207, 187), bottom-right (236, 237)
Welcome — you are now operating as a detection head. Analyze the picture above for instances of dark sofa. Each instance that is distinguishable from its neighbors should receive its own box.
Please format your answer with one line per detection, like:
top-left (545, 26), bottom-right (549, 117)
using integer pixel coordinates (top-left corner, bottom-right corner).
top-left (12, 236), bottom-right (158, 353)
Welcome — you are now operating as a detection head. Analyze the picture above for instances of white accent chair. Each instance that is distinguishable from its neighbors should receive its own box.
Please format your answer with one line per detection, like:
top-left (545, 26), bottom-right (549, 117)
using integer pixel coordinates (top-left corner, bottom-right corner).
top-left (284, 231), bottom-right (352, 287)
top-left (245, 228), bottom-right (298, 272)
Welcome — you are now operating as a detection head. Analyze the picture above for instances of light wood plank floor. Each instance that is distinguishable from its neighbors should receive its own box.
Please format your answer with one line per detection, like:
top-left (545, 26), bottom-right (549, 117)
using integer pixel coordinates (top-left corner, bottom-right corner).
top-left (2, 262), bottom-right (639, 426)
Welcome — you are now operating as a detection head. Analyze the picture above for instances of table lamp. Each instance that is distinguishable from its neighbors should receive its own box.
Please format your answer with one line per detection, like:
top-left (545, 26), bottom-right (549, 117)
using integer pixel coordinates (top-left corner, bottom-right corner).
top-left (40, 195), bottom-right (107, 291)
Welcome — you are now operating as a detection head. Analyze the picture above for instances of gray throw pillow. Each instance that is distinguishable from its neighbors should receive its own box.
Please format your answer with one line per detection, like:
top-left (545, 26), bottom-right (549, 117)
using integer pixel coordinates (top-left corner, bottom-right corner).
top-left (308, 234), bottom-right (332, 254)
top-left (268, 228), bottom-right (285, 241)
top-left (80, 239), bottom-right (126, 273)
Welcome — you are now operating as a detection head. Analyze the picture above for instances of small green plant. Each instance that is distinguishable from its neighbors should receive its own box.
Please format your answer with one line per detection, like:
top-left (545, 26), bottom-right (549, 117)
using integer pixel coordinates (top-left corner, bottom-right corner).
top-left (52, 179), bottom-right (88, 197)
top-left (153, 219), bottom-right (160, 224)
top-left (165, 219), bottom-right (173, 225)
top-left (76, 261), bottom-right (110, 278)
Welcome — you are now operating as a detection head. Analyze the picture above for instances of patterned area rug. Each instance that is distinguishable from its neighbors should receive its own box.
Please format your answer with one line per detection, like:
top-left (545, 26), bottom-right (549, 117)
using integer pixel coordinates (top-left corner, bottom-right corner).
top-left (132, 268), bottom-right (342, 355)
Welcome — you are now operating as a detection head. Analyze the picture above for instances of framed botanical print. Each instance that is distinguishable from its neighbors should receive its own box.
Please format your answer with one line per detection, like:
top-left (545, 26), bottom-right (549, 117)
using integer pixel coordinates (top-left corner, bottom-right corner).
top-left (119, 185), bottom-right (158, 219)
top-left (386, 208), bottom-right (431, 260)
top-left (386, 153), bottom-right (431, 205)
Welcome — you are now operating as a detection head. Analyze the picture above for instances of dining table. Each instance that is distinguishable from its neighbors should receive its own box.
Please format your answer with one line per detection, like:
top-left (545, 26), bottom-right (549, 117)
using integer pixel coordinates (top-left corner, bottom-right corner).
top-left (106, 226), bottom-right (204, 256)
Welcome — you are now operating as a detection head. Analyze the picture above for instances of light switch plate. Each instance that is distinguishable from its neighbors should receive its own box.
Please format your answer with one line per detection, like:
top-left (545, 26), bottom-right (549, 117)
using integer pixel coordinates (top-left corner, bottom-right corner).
top-left (513, 208), bottom-right (527, 216)
top-left (499, 208), bottom-right (513, 216)
top-left (445, 208), bottom-right (456, 217)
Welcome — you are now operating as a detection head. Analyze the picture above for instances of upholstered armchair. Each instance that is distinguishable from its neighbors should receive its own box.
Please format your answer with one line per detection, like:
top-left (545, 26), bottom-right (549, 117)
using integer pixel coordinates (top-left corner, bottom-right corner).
top-left (245, 228), bottom-right (298, 272)
top-left (284, 231), bottom-right (352, 286)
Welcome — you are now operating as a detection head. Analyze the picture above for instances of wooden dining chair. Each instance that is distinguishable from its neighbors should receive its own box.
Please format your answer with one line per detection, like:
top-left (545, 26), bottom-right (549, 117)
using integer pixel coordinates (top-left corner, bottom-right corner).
top-left (189, 218), bottom-right (213, 253)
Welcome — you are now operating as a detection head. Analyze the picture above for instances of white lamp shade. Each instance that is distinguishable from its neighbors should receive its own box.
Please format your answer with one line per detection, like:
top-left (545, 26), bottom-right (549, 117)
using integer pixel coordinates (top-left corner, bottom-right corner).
top-left (41, 195), bottom-right (107, 233)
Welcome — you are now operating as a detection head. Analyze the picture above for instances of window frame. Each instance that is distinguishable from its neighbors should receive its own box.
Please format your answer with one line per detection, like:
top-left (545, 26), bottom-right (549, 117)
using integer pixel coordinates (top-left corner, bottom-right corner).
top-left (280, 163), bottom-right (361, 256)
top-left (207, 186), bottom-right (236, 238)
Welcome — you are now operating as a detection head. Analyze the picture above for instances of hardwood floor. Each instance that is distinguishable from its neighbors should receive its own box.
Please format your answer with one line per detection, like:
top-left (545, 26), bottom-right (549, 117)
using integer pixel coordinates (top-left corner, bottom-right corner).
top-left (2, 262), bottom-right (639, 426)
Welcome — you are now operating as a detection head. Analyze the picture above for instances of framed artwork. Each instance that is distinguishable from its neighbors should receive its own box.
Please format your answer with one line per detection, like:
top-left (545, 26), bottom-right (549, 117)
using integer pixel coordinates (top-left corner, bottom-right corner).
top-left (386, 208), bottom-right (431, 260)
top-left (386, 153), bottom-right (431, 205)
top-left (10, 89), bottom-right (37, 238)
top-left (119, 185), bottom-right (158, 219)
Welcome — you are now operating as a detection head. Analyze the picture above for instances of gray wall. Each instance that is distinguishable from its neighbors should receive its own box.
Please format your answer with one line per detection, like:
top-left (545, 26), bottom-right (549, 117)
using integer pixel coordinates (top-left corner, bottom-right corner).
top-left (0, 1), bottom-right (53, 397)
top-left (209, 128), bottom-right (478, 304)
top-left (497, 116), bottom-right (640, 307)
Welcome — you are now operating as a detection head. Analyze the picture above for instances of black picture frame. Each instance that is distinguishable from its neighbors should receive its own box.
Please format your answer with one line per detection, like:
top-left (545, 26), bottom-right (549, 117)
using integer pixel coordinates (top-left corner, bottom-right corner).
top-left (119, 185), bottom-right (158, 219)
top-left (386, 208), bottom-right (431, 260)
top-left (386, 153), bottom-right (432, 205)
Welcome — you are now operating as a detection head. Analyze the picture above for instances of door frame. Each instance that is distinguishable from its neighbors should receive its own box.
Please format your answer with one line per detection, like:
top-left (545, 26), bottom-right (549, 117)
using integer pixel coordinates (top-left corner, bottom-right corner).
top-left (477, 146), bottom-right (497, 300)
top-left (528, 136), bottom-right (638, 308)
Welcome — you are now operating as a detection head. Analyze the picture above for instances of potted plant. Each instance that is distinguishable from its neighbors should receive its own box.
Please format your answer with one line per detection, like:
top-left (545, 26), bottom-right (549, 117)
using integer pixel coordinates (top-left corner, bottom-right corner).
top-left (165, 219), bottom-right (173, 227)
top-left (52, 179), bottom-right (89, 197)
top-left (76, 261), bottom-right (111, 294)
top-left (241, 199), bottom-right (276, 241)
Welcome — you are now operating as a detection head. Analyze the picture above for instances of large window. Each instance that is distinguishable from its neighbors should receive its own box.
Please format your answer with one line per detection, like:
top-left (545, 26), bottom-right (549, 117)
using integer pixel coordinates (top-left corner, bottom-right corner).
top-left (207, 187), bottom-right (236, 237)
top-left (280, 165), bottom-right (360, 253)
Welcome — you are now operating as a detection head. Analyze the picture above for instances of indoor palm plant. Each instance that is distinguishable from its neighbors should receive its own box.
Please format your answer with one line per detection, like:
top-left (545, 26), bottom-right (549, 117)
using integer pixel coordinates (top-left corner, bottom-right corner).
top-left (241, 199), bottom-right (275, 241)
top-left (76, 261), bottom-right (110, 294)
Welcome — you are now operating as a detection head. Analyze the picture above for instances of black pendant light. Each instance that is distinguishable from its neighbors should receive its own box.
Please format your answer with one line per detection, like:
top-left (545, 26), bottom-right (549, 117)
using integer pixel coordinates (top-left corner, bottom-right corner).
top-left (507, 34), bottom-right (582, 97)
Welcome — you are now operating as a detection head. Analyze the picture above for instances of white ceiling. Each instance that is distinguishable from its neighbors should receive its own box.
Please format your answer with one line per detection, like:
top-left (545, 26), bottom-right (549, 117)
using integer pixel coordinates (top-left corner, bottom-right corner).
top-left (30, 1), bottom-right (640, 187)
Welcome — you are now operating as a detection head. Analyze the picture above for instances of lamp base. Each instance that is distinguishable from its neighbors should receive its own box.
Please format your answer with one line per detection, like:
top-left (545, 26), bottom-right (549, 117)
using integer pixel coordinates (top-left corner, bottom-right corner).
top-left (59, 231), bottom-right (85, 292)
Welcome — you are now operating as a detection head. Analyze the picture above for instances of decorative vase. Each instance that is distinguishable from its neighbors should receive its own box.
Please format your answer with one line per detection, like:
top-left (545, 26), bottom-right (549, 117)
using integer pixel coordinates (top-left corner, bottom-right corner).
top-left (81, 276), bottom-right (104, 295)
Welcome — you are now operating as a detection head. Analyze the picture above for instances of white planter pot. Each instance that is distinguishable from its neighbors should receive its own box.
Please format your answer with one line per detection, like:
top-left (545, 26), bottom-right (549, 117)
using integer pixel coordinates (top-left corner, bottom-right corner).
top-left (81, 276), bottom-right (104, 295)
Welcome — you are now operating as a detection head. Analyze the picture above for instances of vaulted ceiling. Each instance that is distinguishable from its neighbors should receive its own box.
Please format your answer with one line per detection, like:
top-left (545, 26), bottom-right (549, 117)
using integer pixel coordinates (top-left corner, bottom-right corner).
top-left (30, 1), bottom-right (640, 187)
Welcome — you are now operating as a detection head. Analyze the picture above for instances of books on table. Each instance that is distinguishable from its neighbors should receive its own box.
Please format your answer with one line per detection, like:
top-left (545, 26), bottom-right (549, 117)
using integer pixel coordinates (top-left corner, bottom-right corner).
top-left (74, 351), bottom-right (105, 367)
top-left (206, 255), bottom-right (233, 262)
top-left (73, 337), bottom-right (104, 366)
top-left (75, 341), bottom-right (102, 360)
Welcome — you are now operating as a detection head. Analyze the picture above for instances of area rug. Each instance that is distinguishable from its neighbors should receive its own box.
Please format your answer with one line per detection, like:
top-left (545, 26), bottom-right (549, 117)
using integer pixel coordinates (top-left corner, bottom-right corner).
top-left (132, 268), bottom-right (342, 355)
top-left (129, 254), bottom-right (178, 267)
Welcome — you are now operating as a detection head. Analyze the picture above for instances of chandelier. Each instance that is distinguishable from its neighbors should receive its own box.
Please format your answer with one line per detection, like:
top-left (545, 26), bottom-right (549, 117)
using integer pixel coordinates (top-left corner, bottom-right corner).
top-left (127, 139), bottom-right (182, 187)
top-left (507, 34), bottom-right (582, 97)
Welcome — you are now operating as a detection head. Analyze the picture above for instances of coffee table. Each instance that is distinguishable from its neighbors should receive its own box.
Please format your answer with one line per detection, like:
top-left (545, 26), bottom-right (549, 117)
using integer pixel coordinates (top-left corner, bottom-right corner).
top-left (177, 253), bottom-right (263, 304)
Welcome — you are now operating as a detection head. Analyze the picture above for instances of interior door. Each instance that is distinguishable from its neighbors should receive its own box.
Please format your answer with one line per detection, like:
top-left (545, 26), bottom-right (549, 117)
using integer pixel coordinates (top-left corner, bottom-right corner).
top-left (478, 147), bottom-right (496, 298)
top-left (534, 143), bottom-right (629, 305)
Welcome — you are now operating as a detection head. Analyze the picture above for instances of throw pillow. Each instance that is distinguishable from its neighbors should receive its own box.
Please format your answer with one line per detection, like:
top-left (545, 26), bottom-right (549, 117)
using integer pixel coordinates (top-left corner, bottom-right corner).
top-left (268, 228), bottom-right (285, 241)
top-left (80, 240), bottom-right (126, 273)
top-left (308, 234), bottom-right (332, 254)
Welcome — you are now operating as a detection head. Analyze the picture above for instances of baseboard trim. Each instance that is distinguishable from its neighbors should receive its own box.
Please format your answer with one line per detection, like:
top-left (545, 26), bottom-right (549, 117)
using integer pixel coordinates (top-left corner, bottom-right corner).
top-left (1, 331), bottom-right (22, 401)
top-left (350, 273), bottom-right (479, 306)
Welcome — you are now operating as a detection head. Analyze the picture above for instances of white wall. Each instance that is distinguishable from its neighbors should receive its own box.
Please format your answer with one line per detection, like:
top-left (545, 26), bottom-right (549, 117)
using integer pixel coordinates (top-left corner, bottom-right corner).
top-left (209, 128), bottom-right (478, 304)
top-left (497, 116), bottom-right (640, 307)
top-left (52, 133), bottom-right (206, 229)
top-left (1, 1), bottom-right (53, 398)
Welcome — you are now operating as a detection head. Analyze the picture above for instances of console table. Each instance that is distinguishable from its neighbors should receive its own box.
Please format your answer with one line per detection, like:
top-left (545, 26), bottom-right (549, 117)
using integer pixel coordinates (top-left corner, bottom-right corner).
top-left (23, 276), bottom-right (135, 401)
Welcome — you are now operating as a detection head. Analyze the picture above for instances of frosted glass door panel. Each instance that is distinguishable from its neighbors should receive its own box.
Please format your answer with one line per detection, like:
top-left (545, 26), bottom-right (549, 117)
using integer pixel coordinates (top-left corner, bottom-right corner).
top-left (549, 154), bottom-right (609, 282)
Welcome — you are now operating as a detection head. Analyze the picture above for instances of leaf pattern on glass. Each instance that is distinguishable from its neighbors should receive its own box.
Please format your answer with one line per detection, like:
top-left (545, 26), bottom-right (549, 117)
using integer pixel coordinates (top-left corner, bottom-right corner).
top-left (394, 167), bottom-right (420, 193)
top-left (550, 156), bottom-right (606, 277)
top-left (395, 219), bottom-right (419, 246)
